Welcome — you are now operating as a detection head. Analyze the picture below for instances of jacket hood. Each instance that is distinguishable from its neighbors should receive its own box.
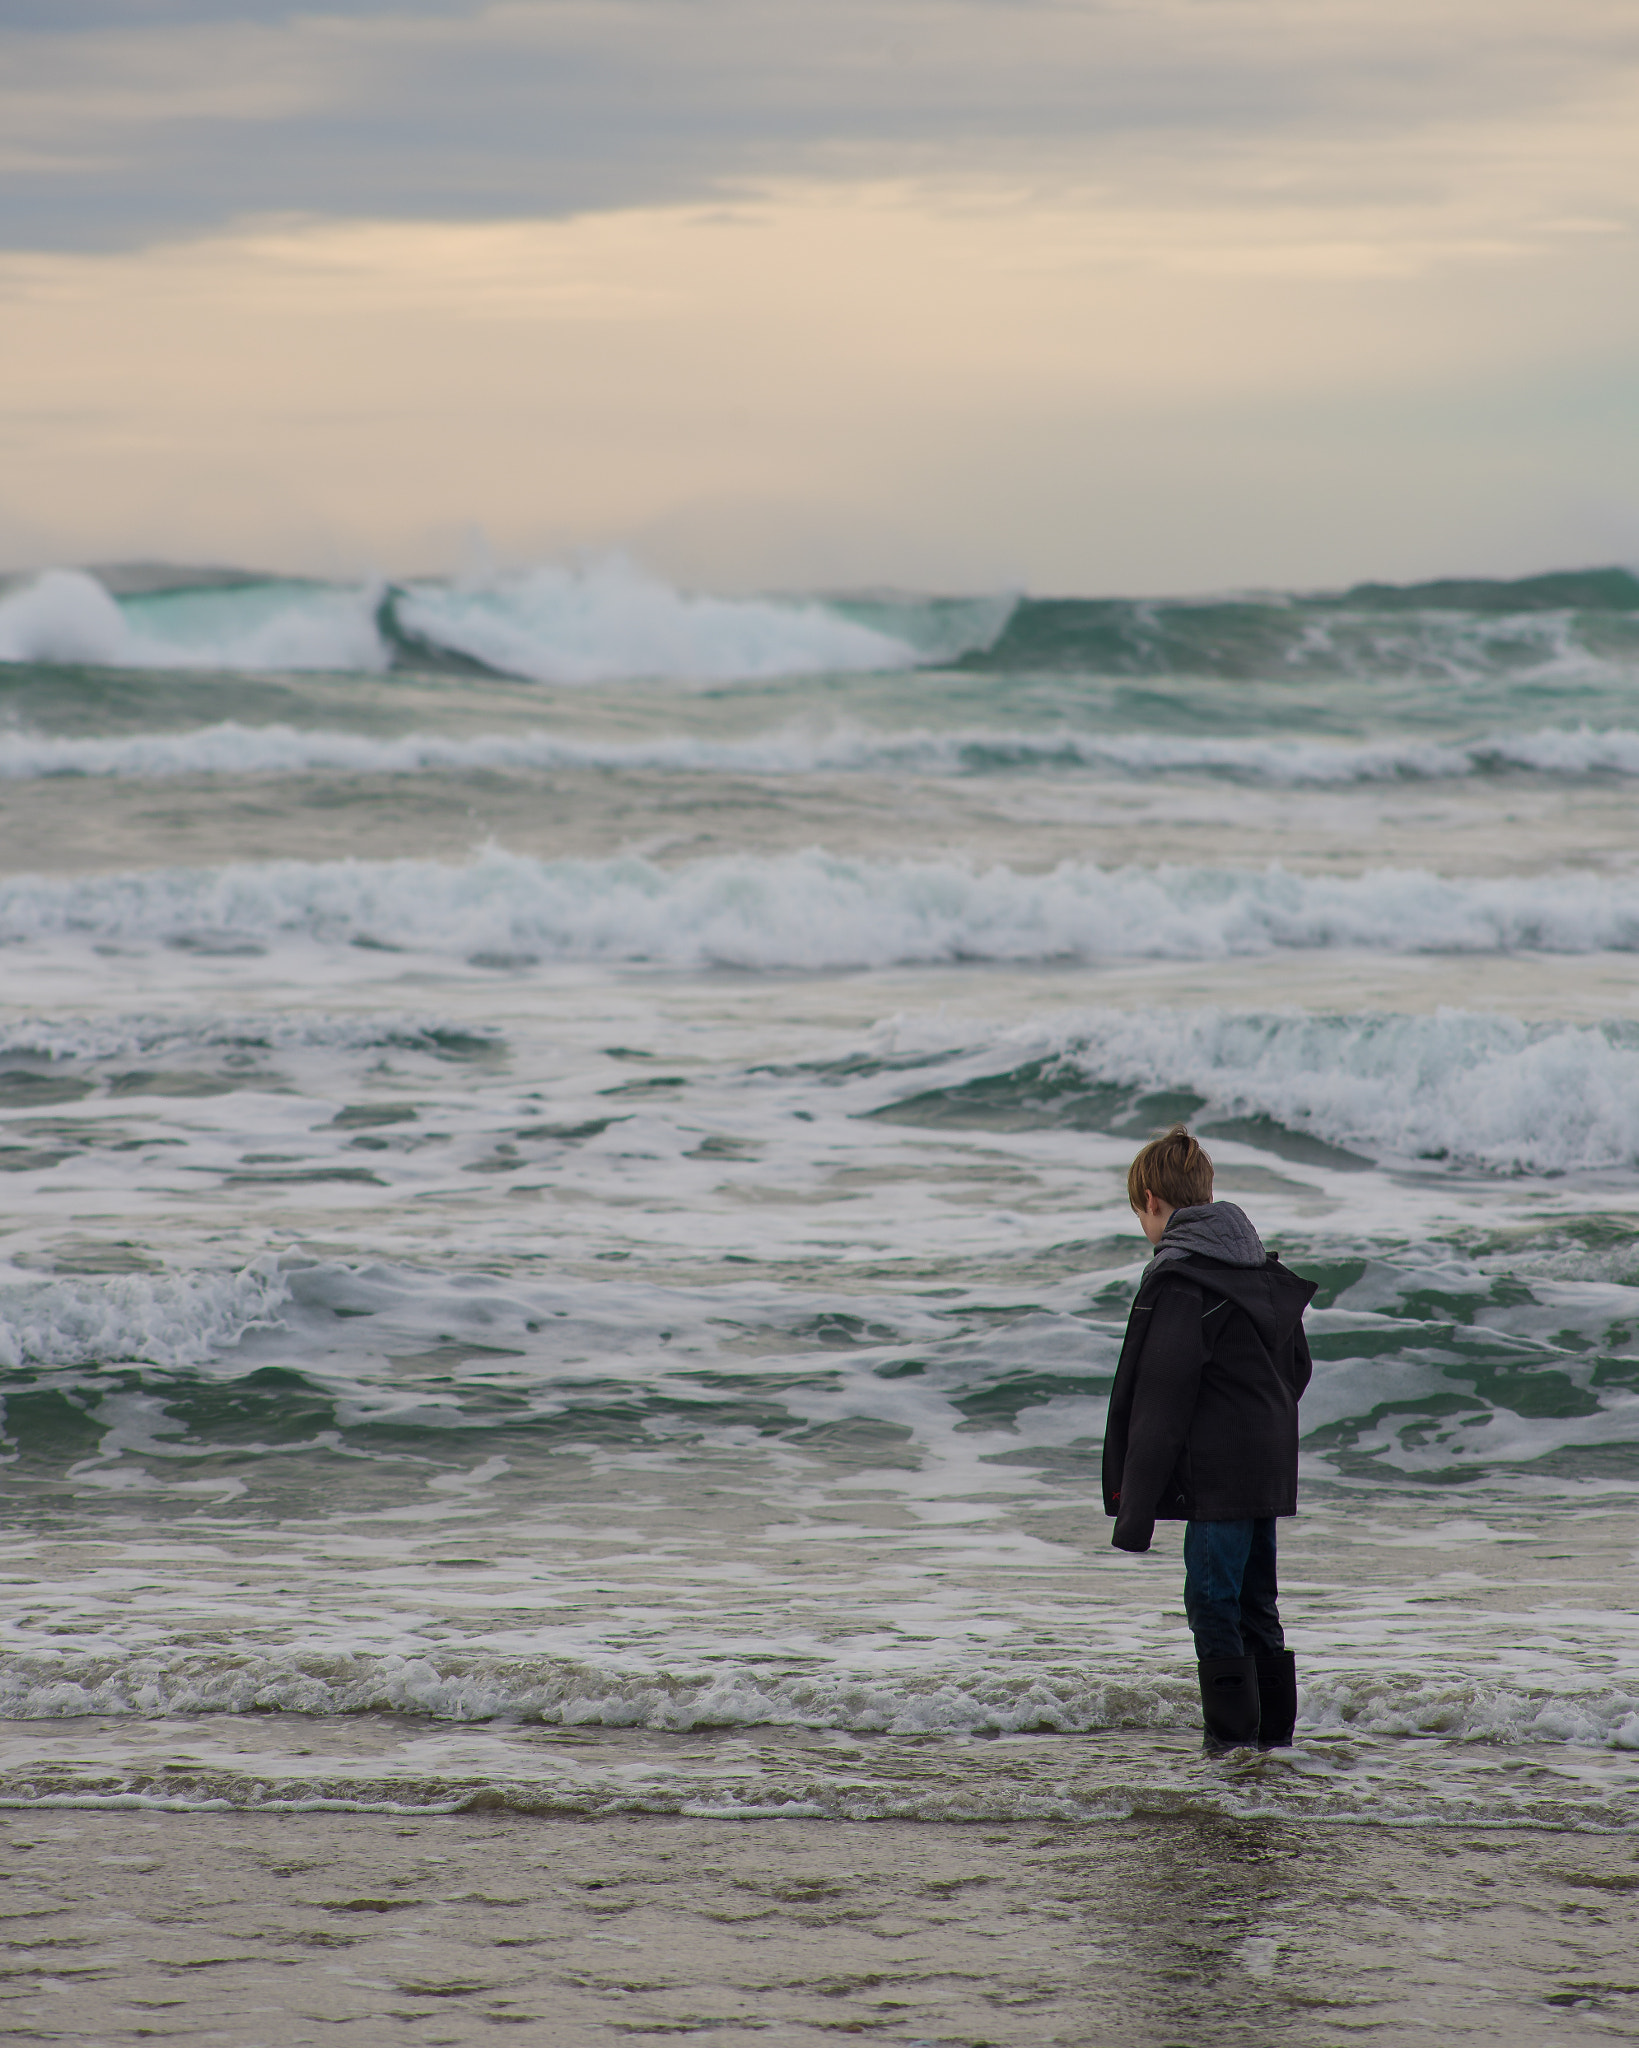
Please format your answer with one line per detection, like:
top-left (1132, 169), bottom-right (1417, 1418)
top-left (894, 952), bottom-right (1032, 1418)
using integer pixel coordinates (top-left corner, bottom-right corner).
top-left (1152, 1201), bottom-right (1265, 1269)
top-left (1147, 1202), bottom-right (1316, 1347)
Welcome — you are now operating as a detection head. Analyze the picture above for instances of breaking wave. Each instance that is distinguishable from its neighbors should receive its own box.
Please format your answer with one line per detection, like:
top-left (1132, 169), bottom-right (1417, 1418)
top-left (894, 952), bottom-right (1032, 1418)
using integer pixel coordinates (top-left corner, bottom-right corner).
top-left (9, 718), bottom-right (1639, 784)
top-left (381, 567), bottom-right (919, 681)
top-left (0, 1262), bottom-right (289, 1372)
top-left (0, 571), bottom-right (387, 674)
top-left (7, 848), bottom-right (1639, 968)
top-left (958, 567), bottom-right (1639, 680)
top-left (0, 564), bottom-right (919, 682)
top-left (4, 561), bottom-right (1639, 683)
top-left (868, 1006), bottom-right (1639, 1173)
top-left (0, 1648), bottom-right (1633, 1751)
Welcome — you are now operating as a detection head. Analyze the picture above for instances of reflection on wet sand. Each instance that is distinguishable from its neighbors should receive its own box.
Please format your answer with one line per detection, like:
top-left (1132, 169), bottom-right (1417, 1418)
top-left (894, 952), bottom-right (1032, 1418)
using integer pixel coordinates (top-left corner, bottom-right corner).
top-left (1, 1809), bottom-right (1632, 2042)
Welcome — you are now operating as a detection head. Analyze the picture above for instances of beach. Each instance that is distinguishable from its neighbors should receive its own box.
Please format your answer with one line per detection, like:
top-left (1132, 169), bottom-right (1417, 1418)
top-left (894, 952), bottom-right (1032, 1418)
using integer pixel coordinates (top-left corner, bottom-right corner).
top-left (3, 1807), bottom-right (1636, 2042)
top-left (1, 564), bottom-right (1637, 2040)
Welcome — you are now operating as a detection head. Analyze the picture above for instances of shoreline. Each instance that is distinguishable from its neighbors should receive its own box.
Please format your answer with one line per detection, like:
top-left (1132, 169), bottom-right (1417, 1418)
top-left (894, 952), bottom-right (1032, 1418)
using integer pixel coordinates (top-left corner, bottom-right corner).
top-left (3, 1807), bottom-right (1632, 2043)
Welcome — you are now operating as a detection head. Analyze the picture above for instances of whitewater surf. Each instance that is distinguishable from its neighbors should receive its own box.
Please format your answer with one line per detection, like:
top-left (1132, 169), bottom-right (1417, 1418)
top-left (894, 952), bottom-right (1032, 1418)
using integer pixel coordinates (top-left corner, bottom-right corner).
top-left (0, 559), bottom-right (1634, 1879)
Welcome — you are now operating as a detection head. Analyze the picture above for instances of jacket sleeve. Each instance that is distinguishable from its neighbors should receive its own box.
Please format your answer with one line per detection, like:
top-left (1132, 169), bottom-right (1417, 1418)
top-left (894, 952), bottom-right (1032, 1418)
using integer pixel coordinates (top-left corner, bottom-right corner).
top-left (1290, 1318), bottom-right (1314, 1401)
top-left (1111, 1276), bottom-right (1204, 1553)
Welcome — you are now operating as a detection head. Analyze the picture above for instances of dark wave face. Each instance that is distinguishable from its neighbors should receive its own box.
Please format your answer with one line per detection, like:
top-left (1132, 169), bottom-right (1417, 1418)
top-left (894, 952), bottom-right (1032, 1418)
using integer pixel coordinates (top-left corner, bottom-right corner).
top-left (954, 569), bottom-right (1639, 680)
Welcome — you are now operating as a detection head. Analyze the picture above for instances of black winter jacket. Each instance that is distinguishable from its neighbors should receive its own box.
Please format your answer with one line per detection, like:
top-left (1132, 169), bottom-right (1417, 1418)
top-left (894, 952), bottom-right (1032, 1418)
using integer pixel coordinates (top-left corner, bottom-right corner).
top-left (1102, 1214), bottom-right (1316, 1552)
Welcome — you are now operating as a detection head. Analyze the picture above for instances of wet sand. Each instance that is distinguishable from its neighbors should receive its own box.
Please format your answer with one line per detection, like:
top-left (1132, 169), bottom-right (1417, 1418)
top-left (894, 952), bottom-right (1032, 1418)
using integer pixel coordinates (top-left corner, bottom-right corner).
top-left (1, 1809), bottom-right (1634, 2044)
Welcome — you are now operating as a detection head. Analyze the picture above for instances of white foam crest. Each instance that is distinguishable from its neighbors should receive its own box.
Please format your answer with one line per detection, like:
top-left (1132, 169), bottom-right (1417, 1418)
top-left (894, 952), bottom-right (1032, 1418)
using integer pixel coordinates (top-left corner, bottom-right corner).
top-left (1086, 724), bottom-right (1639, 780)
top-left (1070, 1007), bottom-right (1639, 1172)
top-left (0, 571), bottom-right (386, 673)
top-left (10, 719), bottom-right (1639, 785)
top-left (0, 1261), bottom-right (289, 1372)
top-left (7, 848), bottom-right (1639, 971)
top-left (392, 560), bottom-right (918, 682)
top-left (0, 563), bottom-right (920, 680)
top-left (0, 720), bottom-right (896, 782)
top-left (960, 725), bottom-right (1639, 781)
top-left (1484, 1231), bottom-right (1639, 1286)
top-left (1306, 1676), bottom-right (1639, 1749)
top-left (868, 1004), bottom-right (1639, 1173)
top-left (1, 1650), bottom-right (1634, 1752)
top-left (0, 570), bottom-right (131, 665)
top-left (1480, 726), bottom-right (1639, 774)
top-left (0, 1652), bottom-right (1189, 1731)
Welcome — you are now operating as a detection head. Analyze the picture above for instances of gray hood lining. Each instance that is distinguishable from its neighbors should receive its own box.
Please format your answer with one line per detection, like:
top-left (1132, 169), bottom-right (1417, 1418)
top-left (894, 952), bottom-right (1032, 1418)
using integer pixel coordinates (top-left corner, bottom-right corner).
top-left (1151, 1200), bottom-right (1266, 1269)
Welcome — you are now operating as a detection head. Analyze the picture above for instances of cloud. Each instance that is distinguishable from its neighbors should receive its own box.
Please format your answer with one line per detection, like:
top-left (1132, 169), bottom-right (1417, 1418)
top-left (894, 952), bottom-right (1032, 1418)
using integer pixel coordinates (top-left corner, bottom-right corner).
top-left (5, 1), bottom-right (1639, 249)
top-left (1, 178), bottom-right (1635, 589)
top-left (2, 3), bottom-right (1636, 587)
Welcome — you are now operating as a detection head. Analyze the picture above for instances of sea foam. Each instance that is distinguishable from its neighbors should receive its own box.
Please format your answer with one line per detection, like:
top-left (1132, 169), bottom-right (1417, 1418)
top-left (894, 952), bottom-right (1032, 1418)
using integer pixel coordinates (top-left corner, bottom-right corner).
top-left (0, 1263), bottom-right (289, 1372)
top-left (389, 563), bottom-right (917, 681)
top-left (0, 571), bottom-right (387, 674)
top-left (0, 563), bottom-right (918, 682)
top-left (872, 1005), bottom-right (1639, 1173)
top-left (6, 848), bottom-right (1639, 967)
top-left (8, 719), bottom-right (1639, 784)
top-left (7, 561), bottom-right (1639, 685)
top-left (0, 1647), bottom-right (1632, 1752)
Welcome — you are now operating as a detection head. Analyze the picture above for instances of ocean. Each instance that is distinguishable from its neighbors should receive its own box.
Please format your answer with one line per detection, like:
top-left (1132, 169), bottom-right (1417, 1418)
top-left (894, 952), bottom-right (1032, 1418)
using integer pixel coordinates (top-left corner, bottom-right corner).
top-left (0, 557), bottom-right (1636, 2040)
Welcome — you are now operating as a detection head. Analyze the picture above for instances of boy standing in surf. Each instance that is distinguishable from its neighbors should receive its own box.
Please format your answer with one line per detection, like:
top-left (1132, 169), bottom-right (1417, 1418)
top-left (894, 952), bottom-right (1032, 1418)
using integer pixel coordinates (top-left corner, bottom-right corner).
top-left (1102, 1125), bottom-right (1317, 1750)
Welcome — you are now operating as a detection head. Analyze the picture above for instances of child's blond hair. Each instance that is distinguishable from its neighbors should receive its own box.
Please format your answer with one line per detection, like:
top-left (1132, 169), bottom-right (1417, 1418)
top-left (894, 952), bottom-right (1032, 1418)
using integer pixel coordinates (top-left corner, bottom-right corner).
top-left (1127, 1124), bottom-right (1214, 1213)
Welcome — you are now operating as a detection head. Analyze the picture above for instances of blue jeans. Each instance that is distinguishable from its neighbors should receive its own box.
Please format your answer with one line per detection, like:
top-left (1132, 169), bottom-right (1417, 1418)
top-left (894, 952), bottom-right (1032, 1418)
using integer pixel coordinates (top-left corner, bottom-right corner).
top-left (1183, 1518), bottom-right (1284, 1660)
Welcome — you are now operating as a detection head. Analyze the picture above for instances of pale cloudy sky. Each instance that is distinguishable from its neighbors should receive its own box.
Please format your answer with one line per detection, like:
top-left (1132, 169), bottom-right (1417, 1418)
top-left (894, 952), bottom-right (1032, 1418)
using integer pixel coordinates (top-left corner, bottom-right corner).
top-left (3, 0), bottom-right (1637, 591)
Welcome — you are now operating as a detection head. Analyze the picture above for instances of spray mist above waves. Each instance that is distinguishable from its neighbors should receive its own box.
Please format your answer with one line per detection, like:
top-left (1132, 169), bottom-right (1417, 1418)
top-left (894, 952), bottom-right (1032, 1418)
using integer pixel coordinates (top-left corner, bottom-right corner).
top-left (1, 560), bottom-right (1637, 684)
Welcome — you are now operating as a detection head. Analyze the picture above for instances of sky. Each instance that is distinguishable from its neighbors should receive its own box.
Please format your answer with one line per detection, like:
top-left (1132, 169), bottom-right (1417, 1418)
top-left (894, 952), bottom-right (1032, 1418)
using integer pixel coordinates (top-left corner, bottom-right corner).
top-left (2, 0), bottom-right (1638, 593)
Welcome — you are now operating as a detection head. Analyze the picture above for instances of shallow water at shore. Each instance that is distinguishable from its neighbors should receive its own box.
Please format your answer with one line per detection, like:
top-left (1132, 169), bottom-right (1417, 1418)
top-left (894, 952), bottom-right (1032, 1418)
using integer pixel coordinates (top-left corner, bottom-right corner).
top-left (2, 1808), bottom-right (1635, 2045)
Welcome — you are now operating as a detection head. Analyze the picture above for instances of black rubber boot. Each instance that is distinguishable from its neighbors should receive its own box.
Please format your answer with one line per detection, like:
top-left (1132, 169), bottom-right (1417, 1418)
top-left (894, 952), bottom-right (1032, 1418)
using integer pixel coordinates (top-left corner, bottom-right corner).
top-left (1254, 1649), bottom-right (1297, 1750)
top-left (1197, 1655), bottom-right (1260, 1752)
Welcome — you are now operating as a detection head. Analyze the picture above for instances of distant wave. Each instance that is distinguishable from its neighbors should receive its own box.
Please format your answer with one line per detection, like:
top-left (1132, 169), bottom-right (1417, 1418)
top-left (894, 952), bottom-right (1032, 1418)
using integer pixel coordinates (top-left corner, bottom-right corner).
top-left (7, 718), bottom-right (1639, 783)
top-left (0, 564), bottom-right (921, 682)
top-left (7, 848), bottom-right (1639, 967)
top-left (3, 561), bottom-right (1639, 682)
top-left (381, 568), bottom-right (921, 681)
top-left (959, 568), bottom-right (1639, 680)
top-left (0, 1011), bottom-right (502, 1065)
top-left (0, 570), bottom-right (389, 674)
